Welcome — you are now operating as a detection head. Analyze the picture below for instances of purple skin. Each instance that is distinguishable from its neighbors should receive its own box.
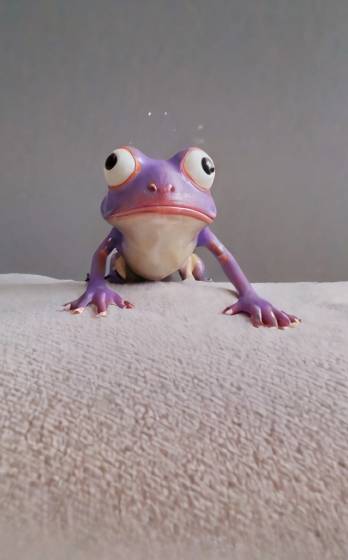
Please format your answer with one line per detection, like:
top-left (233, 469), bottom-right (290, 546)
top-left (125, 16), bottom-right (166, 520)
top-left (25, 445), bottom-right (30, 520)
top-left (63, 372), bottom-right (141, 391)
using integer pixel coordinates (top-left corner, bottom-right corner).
top-left (65, 146), bottom-right (300, 328)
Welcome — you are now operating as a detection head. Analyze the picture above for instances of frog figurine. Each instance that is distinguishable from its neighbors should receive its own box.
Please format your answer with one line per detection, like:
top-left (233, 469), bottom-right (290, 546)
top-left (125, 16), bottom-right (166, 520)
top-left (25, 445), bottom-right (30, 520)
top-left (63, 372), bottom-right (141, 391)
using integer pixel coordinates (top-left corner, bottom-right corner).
top-left (64, 146), bottom-right (300, 328)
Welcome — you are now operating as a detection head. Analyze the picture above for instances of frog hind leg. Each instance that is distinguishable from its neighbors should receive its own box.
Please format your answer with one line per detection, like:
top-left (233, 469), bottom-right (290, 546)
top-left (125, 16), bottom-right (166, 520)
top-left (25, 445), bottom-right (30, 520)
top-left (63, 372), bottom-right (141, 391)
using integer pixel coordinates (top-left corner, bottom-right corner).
top-left (179, 253), bottom-right (207, 281)
top-left (106, 253), bottom-right (146, 284)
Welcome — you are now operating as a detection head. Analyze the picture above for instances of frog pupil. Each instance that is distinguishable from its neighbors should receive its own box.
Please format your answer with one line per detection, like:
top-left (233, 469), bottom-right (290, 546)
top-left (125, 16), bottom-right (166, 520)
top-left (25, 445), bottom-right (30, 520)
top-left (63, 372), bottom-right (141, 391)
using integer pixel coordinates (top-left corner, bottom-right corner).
top-left (105, 153), bottom-right (118, 170)
top-left (201, 157), bottom-right (215, 175)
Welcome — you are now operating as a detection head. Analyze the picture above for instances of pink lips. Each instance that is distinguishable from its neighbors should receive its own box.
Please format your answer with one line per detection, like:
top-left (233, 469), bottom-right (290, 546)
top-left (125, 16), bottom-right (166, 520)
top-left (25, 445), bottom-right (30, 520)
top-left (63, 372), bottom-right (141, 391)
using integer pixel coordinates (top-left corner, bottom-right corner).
top-left (110, 205), bottom-right (214, 224)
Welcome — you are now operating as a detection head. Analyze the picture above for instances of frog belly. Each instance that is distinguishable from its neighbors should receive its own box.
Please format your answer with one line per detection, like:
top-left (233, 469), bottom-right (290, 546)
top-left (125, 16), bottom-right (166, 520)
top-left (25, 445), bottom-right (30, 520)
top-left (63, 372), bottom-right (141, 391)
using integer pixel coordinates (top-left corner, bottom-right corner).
top-left (115, 213), bottom-right (204, 280)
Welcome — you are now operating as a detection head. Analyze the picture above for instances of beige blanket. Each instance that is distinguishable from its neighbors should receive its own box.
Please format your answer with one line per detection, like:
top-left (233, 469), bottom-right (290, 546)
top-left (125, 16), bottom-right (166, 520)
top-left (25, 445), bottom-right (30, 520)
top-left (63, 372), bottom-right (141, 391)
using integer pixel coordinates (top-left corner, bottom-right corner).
top-left (0, 274), bottom-right (347, 559)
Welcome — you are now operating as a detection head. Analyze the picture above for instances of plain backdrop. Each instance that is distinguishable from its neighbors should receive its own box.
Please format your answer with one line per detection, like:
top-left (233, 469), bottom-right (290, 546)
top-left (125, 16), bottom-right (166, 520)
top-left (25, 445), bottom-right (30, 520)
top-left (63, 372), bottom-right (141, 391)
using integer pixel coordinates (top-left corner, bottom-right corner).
top-left (0, 0), bottom-right (347, 282)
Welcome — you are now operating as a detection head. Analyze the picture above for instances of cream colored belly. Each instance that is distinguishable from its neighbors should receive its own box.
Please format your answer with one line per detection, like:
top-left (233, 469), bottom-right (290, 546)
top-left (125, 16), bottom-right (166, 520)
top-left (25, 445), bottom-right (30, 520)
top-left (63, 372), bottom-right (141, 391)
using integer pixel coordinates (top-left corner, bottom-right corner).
top-left (114, 213), bottom-right (204, 280)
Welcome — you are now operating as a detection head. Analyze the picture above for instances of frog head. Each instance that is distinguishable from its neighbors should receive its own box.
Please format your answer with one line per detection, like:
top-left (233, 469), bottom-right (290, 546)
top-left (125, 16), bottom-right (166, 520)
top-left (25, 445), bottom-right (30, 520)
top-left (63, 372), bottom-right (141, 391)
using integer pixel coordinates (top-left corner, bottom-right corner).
top-left (101, 146), bottom-right (217, 229)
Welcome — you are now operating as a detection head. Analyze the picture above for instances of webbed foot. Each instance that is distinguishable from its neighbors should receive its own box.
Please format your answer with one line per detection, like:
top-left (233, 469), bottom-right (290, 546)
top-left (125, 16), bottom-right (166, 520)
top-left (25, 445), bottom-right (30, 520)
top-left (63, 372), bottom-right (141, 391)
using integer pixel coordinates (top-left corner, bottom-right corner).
top-left (223, 292), bottom-right (301, 329)
top-left (64, 283), bottom-right (134, 316)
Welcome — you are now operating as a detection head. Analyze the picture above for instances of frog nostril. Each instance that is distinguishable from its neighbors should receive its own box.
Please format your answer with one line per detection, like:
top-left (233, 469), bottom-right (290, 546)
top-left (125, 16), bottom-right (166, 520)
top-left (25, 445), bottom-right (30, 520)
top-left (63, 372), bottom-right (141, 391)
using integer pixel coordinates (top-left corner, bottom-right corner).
top-left (169, 184), bottom-right (176, 192)
top-left (147, 183), bottom-right (157, 192)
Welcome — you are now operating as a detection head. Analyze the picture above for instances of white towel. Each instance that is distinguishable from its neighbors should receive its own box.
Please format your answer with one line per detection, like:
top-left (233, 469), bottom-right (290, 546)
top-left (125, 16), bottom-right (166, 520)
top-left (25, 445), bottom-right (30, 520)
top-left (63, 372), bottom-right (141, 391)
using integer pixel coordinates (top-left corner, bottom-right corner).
top-left (0, 274), bottom-right (347, 559)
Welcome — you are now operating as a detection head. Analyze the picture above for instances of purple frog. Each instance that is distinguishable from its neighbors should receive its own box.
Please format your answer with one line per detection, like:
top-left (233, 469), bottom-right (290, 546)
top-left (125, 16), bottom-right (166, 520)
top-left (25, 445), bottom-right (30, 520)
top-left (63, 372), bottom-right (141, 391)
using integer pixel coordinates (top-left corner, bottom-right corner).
top-left (65, 146), bottom-right (300, 328)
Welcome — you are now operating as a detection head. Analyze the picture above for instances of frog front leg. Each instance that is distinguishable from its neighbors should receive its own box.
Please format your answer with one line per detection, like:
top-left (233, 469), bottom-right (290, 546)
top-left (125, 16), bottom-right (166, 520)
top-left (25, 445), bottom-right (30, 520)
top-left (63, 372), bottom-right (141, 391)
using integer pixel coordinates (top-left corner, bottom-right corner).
top-left (64, 229), bottom-right (134, 316)
top-left (198, 227), bottom-right (300, 328)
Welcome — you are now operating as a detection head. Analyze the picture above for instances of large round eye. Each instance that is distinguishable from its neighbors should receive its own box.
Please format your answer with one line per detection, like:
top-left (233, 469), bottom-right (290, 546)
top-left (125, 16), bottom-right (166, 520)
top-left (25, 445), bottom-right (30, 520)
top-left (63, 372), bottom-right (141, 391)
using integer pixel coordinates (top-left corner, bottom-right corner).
top-left (103, 147), bottom-right (137, 187)
top-left (182, 148), bottom-right (215, 190)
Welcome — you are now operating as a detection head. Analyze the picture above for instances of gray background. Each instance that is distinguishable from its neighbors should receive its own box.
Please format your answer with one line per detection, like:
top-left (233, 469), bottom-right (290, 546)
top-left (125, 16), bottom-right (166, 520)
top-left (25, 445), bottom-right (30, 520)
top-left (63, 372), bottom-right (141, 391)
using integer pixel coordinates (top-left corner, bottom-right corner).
top-left (0, 0), bottom-right (347, 282)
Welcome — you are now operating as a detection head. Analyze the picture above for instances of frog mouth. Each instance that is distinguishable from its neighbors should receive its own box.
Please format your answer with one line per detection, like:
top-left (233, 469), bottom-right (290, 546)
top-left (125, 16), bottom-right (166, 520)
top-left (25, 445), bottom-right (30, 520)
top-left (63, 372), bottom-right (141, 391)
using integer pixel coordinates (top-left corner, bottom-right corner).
top-left (109, 205), bottom-right (214, 223)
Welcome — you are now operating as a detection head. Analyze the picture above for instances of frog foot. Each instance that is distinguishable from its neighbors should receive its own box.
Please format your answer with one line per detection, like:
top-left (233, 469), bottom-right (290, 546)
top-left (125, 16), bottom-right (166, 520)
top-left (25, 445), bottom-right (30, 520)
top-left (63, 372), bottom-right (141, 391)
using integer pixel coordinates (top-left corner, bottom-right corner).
top-left (223, 292), bottom-right (301, 329)
top-left (64, 283), bottom-right (134, 316)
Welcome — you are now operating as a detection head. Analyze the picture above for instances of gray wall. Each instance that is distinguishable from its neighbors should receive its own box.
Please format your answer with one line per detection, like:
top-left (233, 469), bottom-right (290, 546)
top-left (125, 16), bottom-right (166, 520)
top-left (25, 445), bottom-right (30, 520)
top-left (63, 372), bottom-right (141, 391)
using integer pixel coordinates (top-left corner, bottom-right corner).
top-left (1, 0), bottom-right (347, 282)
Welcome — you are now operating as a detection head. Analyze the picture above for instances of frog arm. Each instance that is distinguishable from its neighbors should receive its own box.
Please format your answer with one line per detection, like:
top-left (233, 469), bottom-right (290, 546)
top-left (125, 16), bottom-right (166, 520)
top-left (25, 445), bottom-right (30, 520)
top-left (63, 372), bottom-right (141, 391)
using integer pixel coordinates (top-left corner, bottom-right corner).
top-left (197, 227), bottom-right (300, 328)
top-left (64, 228), bottom-right (134, 315)
top-left (197, 226), bottom-right (254, 297)
top-left (88, 228), bottom-right (122, 284)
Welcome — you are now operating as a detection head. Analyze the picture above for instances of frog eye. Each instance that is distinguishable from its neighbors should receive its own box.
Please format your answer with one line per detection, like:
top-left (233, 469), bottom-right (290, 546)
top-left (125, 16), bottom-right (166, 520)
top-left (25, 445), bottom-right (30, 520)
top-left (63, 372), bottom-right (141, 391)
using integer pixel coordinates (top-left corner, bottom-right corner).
top-left (182, 148), bottom-right (215, 190)
top-left (103, 147), bottom-right (138, 188)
